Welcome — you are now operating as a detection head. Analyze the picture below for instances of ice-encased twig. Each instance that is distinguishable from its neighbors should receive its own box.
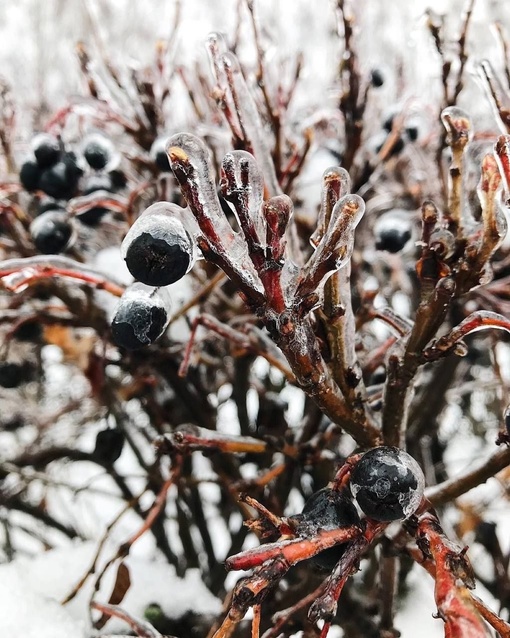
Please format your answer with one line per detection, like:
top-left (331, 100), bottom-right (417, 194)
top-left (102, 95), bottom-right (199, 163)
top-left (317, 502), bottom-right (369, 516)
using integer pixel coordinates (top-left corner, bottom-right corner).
top-left (167, 133), bottom-right (265, 304)
top-left (0, 255), bottom-right (126, 296)
top-left (294, 194), bottom-right (365, 307)
top-left (221, 51), bottom-right (281, 198)
top-left (220, 150), bottom-right (265, 252)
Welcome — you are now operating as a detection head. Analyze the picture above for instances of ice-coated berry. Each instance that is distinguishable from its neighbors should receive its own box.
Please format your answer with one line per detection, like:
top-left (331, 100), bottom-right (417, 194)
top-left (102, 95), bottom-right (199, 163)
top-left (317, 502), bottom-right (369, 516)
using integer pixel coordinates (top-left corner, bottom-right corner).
top-left (83, 134), bottom-right (113, 170)
top-left (122, 205), bottom-right (194, 287)
top-left (20, 160), bottom-right (41, 191)
top-left (0, 362), bottom-right (26, 388)
top-left (77, 174), bottom-right (114, 226)
top-left (30, 210), bottom-right (74, 254)
top-left (150, 137), bottom-right (171, 172)
top-left (38, 152), bottom-right (82, 200)
top-left (32, 133), bottom-right (61, 168)
top-left (350, 446), bottom-right (425, 522)
top-left (111, 286), bottom-right (170, 350)
top-left (296, 487), bottom-right (361, 570)
top-left (370, 68), bottom-right (384, 88)
top-left (374, 211), bottom-right (412, 253)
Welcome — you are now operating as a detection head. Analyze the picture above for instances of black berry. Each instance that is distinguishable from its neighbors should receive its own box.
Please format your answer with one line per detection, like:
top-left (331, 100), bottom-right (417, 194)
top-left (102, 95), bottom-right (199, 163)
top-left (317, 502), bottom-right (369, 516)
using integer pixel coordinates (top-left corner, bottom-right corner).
top-left (20, 160), bottom-right (41, 191)
top-left (122, 208), bottom-right (194, 287)
top-left (0, 362), bottom-right (26, 388)
top-left (296, 487), bottom-right (361, 570)
top-left (150, 138), bottom-right (171, 172)
top-left (93, 427), bottom-right (125, 466)
top-left (111, 289), bottom-right (169, 350)
top-left (77, 174), bottom-right (114, 226)
top-left (38, 152), bottom-right (82, 200)
top-left (83, 135), bottom-right (114, 170)
top-left (370, 68), bottom-right (384, 88)
top-left (350, 447), bottom-right (425, 522)
top-left (32, 133), bottom-right (61, 168)
top-left (374, 212), bottom-right (412, 253)
top-left (30, 211), bottom-right (74, 254)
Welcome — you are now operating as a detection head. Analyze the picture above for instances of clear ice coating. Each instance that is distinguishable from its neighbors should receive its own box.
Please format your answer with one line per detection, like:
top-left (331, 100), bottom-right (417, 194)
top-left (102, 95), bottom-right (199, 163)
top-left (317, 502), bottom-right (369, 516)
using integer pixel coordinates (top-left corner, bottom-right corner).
top-left (221, 150), bottom-right (265, 245)
top-left (220, 51), bottom-right (281, 198)
top-left (310, 166), bottom-right (351, 248)
top-left (167, 133), bottom-right (264, 294)
top-left (441, 106), bottom-right (473, 145)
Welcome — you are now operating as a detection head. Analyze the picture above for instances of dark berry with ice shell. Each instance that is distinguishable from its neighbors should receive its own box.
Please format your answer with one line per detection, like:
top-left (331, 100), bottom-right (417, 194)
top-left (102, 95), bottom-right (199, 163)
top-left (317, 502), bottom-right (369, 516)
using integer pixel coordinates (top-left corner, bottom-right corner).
top-left (122, 206), bottom-right (194, 287)
top-left (296, 487), bottom-right (361, 570)
top-left (32, 133), bottom-right (61, 168)
top-left (370, 68), bottom-right (384, 88)
top-left (19, 160), bottom-right (41, 191)
top-left (111, 287), bottom-right (170, 350)
top-left (350, 447), bottom-right (425, 522)
top-left (38, 152), bottom-right (83, 200)
top-left (0, 362), bottom-right (26, 388)
top-left (77, 174), bottom-right (114, 226)
top-left (30, 210), bottom-right (74, 254)
top-left (83, 134), bottom-right (114, 170)
top-left (150, 137), bottom-right (171, 172)
top-left (374, 211), bottom-right (412, 253)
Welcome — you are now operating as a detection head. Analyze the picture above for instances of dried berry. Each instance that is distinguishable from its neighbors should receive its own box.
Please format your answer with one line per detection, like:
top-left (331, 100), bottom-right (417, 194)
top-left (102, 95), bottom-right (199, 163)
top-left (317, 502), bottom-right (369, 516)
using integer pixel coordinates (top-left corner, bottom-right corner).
top-left (296, 487), bottom-right (361, 569)
top-left (77, 174), bottom-right (114, 226)
top-left (0, 362), bottom-right (26, 388)
top-left (350, 447), bottom-right (425, 521)
top-left (30, 210), bottom-right (74, 254)
top-left (38, 152), bottom-right (82, 200)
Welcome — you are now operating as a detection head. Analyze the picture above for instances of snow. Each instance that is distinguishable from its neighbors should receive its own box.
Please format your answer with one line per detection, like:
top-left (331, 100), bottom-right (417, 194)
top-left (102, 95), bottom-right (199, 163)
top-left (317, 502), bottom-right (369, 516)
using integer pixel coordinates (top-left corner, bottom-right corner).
top-left (0, 542), bottom-right (221, 637)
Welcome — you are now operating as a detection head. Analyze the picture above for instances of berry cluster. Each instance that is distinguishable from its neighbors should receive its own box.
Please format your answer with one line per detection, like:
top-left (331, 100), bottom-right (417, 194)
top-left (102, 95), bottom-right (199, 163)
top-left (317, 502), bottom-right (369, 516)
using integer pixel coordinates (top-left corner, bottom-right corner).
top-left (20, 132), bottom-right (127, 255)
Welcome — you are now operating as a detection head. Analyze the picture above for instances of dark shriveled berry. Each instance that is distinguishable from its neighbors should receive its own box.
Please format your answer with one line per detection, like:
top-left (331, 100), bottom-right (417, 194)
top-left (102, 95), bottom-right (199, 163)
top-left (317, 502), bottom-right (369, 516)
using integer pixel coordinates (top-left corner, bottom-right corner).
top-left (111, 290), bottom-right (169, 350)
top-left (296, 487), bottom-right (361, 570)
top-left (350, 447), bottom-right (425, 522)
top-left (0, 362), bottom-right (26, 388)
top-left (374, 211), bottom-right (412, 253)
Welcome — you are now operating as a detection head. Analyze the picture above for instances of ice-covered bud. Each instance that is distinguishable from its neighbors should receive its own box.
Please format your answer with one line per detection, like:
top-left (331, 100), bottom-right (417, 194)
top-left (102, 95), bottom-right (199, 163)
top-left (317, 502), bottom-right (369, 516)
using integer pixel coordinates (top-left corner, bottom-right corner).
top-left (264, 195), bottom-right (293, 263)
top-left (310, 167), bottom-right (351, 248)
top-left (111, 283), bottom-right (171, 350)
top-left (121, 202), bottom-right (196, 287)
top-left (494, 135), bottom-right (510, 196)
top-left (350, 446), bottom-right (425, 521)
top-left (441, 106), bottom-right (472, 150)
